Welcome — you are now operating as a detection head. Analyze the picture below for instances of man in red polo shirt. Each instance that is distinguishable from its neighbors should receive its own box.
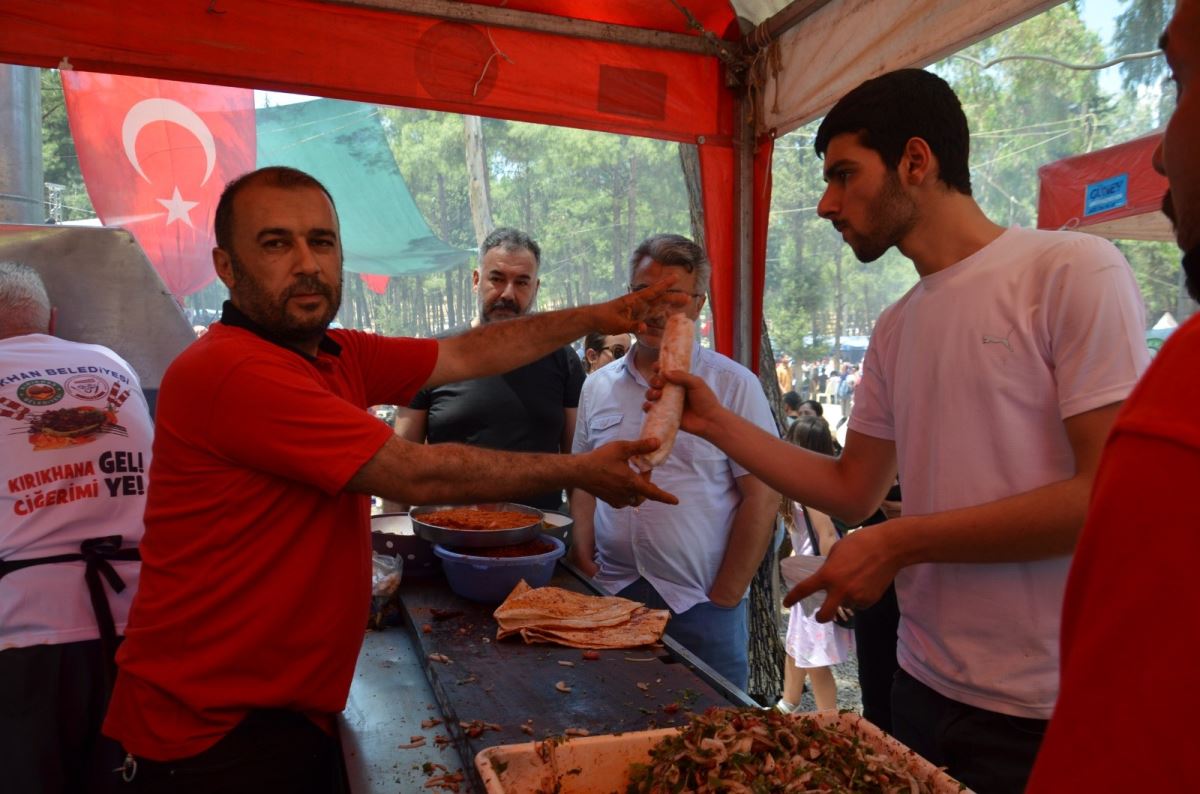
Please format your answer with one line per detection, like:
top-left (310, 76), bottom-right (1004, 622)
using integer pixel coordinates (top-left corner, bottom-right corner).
top-left (1027, 2), bottom-right (1200, 790)
top-left (104, 166), bottom-right (681, 793)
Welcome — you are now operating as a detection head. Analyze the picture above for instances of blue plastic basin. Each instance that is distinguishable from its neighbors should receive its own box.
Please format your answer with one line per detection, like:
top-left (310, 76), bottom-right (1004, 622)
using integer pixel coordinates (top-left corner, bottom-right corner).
top-left (433, 535), bottom-right (566, 603)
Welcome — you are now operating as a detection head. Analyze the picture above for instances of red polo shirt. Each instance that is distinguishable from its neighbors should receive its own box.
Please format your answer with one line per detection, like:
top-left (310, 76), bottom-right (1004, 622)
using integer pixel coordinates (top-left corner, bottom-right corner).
top-left (104, 307), bottom-right (437, 760)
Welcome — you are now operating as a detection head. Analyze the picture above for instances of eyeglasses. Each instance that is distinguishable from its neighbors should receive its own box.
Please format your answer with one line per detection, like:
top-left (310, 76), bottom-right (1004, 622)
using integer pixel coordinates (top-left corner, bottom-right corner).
top-left (602, 345), bottom-right (628, 359)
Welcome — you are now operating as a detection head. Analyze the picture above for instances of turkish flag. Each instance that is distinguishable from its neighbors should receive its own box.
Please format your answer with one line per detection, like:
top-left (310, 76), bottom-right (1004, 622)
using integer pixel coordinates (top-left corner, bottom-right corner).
top-left (360, 274), bottom-right (390, 294)
top-left (61, 72), bottom-right (256, 297)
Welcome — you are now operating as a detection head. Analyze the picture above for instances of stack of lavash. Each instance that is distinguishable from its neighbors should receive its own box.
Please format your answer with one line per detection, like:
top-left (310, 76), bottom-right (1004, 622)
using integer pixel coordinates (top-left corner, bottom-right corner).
top-left (493, 581), bottom-right (669, 649)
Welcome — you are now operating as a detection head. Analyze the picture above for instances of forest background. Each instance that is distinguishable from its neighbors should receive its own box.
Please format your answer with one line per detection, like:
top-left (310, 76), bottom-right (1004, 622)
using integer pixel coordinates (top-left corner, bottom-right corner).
top-left (39, 0), bottom-right (1182, 362)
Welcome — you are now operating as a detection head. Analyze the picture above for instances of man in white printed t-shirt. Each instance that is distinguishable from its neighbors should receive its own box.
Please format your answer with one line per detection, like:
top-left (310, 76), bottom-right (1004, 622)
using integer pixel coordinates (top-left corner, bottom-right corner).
top-left (653, 70), bottom-right (1149, 794)
top-left (0, 261), bottom-right (154, 793)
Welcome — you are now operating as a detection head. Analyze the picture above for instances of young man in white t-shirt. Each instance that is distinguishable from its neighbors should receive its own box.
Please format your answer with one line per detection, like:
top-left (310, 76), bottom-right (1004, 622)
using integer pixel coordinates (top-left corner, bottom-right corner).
top-left (655, 69), bottom-right (1149, 794)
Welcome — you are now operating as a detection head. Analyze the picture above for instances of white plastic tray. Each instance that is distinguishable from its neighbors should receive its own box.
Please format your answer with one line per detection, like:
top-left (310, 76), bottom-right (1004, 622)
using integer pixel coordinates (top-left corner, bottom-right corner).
top-left (475, 710), bottom-right (969, 793)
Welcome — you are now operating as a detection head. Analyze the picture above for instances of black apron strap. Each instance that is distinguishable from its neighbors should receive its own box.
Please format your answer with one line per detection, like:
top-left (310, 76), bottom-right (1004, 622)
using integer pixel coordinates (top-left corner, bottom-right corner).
top-left (0, 535), bottom-right (140, 688)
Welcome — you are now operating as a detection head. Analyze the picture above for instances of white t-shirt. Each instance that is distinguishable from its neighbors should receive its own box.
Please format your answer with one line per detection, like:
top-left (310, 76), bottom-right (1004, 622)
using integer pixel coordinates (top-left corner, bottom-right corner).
top-left (849, 227), bottom-right (1149, 718)
top-left (0, 334), bottom-right (153, 649)
top-left (573, 343), bottom-right (777, 613)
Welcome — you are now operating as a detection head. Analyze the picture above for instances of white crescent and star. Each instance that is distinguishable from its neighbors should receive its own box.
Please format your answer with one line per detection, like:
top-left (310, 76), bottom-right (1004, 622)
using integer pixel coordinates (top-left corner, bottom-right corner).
top-left (121, 98), bottom-right (218, 228)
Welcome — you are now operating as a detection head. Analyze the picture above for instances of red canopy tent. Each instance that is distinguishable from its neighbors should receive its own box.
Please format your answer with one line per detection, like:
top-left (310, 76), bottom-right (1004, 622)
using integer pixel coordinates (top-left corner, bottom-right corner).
top-left (0, 0), bottom-right (1056, 368)
top-left (1037, 133), bottom-right (1172, 242)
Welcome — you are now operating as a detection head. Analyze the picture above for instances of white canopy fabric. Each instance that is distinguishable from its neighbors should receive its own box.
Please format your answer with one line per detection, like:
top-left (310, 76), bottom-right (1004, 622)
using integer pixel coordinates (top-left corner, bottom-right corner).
top-left (761, 0), bottom-right (1059, 135)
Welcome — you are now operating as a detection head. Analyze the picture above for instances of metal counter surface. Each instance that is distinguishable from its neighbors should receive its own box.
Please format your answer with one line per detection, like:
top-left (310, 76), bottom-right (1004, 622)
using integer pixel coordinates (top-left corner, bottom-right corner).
top-left (340, 563), bottom-right (755, 793)
top-left (340, 628), bottom-right (458, 794)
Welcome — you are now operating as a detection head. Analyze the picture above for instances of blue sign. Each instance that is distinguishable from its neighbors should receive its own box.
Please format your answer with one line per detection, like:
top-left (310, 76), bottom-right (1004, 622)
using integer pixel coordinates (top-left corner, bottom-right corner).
top-left (1084, 173), bottom-right (1128, 217)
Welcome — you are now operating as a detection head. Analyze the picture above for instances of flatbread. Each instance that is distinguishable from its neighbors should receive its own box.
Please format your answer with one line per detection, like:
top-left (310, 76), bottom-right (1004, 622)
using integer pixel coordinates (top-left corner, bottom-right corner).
top-left (510, 607), bottom-right (670, 649)
top-left (493, 580), bottom-right (669, 649)
top-left (494, 582), bottom-right (642, 627)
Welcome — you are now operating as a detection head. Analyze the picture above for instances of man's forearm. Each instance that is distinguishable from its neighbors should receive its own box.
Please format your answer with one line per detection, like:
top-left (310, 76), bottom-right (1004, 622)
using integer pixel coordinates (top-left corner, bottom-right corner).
top-left (351, 436), bottom-right (586, 506)
top-left (881, 474), bottom-right (1092, 566)
top-left (708, 479), bottom-right (778, 606)
top-left (701, 412), bottom-right (891, 523)
top-left (435, 307), bottom-right (598, 386)
top-left (880, 402), bottom-right (1120, 566)
top-left (567, 491), bottom-right (599, 574)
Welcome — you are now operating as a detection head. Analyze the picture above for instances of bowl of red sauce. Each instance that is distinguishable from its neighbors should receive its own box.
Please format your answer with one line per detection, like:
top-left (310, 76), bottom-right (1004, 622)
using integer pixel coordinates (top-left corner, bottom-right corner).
top-left (433, 535), bottom-right (566, 603)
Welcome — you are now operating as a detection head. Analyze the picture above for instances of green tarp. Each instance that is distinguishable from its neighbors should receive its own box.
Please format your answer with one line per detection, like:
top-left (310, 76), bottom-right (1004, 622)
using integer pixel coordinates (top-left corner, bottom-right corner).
top-left (256, 99), bottom-right (470, 276)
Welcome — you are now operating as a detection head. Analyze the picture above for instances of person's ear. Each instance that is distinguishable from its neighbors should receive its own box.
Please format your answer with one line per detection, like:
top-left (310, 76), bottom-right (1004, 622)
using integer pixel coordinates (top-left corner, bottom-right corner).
top-left (900, 137), bottom-right (935, 186)
top-left (214, 248), bottom-right (235, 289)
top-left (471, 268), bottom-right (481, 293)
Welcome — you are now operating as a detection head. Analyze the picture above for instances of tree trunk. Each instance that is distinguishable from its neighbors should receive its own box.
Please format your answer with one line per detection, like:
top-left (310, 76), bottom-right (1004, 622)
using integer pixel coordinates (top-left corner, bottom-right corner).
top-left (412, 276), bottom-right (429, 337)
top-left (463, 115), bottom-right (493, 246)
top-left (678, 144), bottom-right (705, 248)
top-left (611, 163), bottom-right (624, 293)
top-left (625, 153), bottom-right (638, 287)
top-left (436, 172), bottom-right (458, 329)
top-left (678, 142), bottom-right (782, 707)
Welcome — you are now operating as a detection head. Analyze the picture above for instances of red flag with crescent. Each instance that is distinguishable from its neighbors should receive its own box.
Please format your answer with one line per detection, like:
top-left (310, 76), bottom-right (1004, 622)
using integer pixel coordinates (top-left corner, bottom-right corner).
top-left (61, 72), bottom-right (256, 298)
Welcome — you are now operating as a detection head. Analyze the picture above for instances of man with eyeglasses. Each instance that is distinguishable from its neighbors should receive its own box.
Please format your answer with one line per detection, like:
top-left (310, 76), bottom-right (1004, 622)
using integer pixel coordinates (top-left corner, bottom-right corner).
top-left (569, 234), bottom-right (779, 690)
top-left (388, 227), bottom-right (585, 513)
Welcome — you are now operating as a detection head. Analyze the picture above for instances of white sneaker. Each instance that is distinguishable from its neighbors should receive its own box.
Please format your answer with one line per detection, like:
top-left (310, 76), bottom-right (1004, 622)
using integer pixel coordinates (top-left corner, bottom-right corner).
top-left (774, 699), bottom-right (797, 715)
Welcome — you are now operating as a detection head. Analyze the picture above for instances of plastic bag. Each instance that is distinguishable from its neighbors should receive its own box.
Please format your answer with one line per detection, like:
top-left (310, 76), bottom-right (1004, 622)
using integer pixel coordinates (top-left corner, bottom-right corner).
top-left (779, 554), bottom-right (826, 619)
top-left (368, 552), bottom-right (403, 630)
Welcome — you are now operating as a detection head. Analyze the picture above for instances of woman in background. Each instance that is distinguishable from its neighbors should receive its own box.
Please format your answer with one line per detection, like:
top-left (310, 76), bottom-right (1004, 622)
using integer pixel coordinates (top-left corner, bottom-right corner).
top-left (776, 416), bottom-right (853, 713)
top-left (582, 331), bottom-right (631, 374)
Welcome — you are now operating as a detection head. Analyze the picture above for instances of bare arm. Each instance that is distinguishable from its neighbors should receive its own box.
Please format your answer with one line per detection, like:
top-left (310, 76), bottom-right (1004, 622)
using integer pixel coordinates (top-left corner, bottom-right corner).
top-left (561, 407), bottom-right (577, 454)
top-left (428, 279), bottom-right (683, 388)
top-left (562, 406), bottom-right (578, 511)
top-left (807, 507), bottom-right (840, 557)
top-left (708, 474), bottom-right (779, 607)
top-left (392, 407), bottom-right (427, 444)
top-left (347, 435), bottom-right (677, 509)
top-left (379, 407), bottom-right (427, 512)
top-left (567, 489), bottom-right (599, 577)
top-left (786, 402), bottom-right (1122, 621)
top-left (656, 370), bottom-right (896, 522)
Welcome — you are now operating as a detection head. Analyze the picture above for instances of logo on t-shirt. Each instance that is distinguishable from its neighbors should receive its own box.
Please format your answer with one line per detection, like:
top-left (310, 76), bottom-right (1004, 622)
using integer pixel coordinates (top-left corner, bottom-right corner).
top-left (2, 381), bottom-right (132, 452)
top-left (65, 375), bottom-right (109, 401)
top-left (16, 379), bottom-right (64, 406)
top-left (981, 331), bottom-right (1014, 353)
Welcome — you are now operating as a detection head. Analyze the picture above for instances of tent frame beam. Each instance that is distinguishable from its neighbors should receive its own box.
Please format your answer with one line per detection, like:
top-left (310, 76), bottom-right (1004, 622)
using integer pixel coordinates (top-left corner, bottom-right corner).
top-left (328, 0), bottom-right (719, 56)
top-left (752, 0), bottom-right (835, 49)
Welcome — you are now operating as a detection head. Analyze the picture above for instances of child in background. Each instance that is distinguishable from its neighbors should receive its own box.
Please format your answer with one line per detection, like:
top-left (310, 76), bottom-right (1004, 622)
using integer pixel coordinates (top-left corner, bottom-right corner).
top-left (776, 416), bottom-right (854, 713)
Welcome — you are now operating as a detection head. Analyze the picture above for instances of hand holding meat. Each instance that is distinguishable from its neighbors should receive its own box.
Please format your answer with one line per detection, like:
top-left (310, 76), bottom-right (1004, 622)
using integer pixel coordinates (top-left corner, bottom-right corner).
top-left (580, 438), bottom-right (679, 508)
top-left (783, 523), bottom-right (901, 622)
top-left (632, 314), bottom-right (694, 471)
top-left (646, 368), bottom-right (727, 440)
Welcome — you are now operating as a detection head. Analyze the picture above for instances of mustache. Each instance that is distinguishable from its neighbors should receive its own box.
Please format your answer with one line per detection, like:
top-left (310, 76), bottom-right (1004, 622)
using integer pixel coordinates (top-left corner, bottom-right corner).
top-left (487, 299), bottom-right (521, 314)
top-left (284, 275), bottom-right (334, 300)
top-left (1163, 191), bottom-right (1177, 226)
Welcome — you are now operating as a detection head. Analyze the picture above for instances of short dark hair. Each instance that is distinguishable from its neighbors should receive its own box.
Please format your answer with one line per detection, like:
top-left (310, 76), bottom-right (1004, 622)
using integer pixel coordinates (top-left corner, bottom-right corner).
top-left (783, 391), bottom-right (802, 411)
top-left (583, 331), bottom-right (607, 354)
top-left (815, 69), bottom-right (972, 196)
top-left (784, 415), bottom-right (836, 457)
top-left (628, 234), bottom-right (710, 291)
top-left (480, 227), bottom-right (541, 267)
top-left (213, 167), bottom-right (337, 253)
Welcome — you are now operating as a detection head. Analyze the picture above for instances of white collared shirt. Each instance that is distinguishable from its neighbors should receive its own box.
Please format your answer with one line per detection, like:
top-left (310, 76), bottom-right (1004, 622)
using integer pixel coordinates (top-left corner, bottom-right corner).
top-left (573, 343), bottom-right (776, 613)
